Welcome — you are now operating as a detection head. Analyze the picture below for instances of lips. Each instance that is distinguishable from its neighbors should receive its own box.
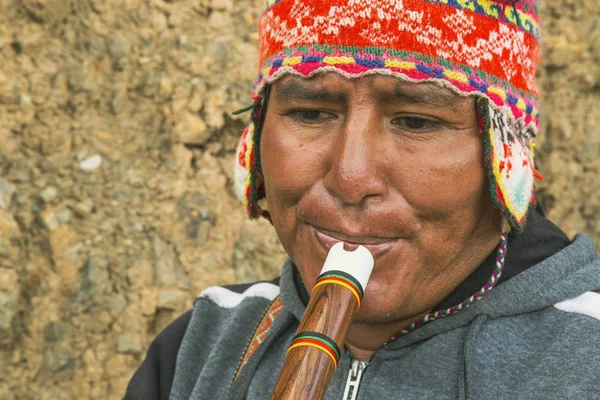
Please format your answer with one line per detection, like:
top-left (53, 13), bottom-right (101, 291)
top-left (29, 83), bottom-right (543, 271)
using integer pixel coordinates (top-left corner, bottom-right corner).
top-left (312, 225), bottom-right (397, 258)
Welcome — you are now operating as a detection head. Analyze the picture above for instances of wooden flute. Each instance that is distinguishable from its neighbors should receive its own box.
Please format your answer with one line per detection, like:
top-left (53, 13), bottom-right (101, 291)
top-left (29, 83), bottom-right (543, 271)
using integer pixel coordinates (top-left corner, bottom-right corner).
top-left (271, 242), bottom-right (374, 399)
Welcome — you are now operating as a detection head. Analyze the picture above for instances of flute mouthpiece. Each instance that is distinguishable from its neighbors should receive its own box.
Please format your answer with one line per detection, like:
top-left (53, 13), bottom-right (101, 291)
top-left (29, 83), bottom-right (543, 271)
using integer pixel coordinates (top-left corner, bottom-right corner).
top-left (321, 242), bottom-right (375, 291)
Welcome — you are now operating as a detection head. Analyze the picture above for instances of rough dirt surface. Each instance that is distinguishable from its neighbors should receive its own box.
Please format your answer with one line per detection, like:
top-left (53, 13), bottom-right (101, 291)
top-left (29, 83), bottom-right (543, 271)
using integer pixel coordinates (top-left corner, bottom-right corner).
top-left (0, 0), bottom-right (598, 398)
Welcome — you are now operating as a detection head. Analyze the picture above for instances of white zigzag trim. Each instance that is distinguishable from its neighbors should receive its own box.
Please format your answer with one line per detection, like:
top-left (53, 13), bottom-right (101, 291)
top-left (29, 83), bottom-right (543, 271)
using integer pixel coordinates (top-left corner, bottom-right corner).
top-left (233, 161), bottom-right (248, 202)
top-left (254, 66), bottom-right (539, 133)
top-left (198, 282), bottom-right (280, 308)
top-left (553, 292), bottom-right (600, 322)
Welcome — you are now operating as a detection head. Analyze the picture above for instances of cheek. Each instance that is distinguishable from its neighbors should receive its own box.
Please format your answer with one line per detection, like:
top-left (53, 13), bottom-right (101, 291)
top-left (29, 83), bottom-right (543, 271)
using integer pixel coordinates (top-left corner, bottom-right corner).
top-left (394, 135), bottom-right (486, 215)
top-left (262, 126), bottom-right (318, 207)
top-left (260, 116), bottom-right (330, 249)
top-left (260, 111), bottom-right (335, 205)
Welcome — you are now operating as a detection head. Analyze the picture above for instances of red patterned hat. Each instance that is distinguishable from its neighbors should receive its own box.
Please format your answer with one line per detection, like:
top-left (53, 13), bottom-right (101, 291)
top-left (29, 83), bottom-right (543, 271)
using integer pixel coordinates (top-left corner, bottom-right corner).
top-left (235, 0), bottom-right (543, 229)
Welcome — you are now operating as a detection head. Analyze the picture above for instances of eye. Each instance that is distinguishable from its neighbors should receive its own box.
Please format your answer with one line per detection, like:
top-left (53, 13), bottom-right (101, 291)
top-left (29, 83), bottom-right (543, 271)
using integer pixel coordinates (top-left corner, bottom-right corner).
top-left (288, 110), bottom-right (336, 124)
top-left (392, 116), bottom-right (442, 132)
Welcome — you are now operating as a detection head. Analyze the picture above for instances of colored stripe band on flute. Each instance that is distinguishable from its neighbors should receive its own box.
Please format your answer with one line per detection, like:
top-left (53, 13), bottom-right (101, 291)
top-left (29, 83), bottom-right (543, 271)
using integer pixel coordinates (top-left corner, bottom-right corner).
top-left (287, 331), bottom-right (341, 370)
top-left (312, 270), bottom-right (365, 310)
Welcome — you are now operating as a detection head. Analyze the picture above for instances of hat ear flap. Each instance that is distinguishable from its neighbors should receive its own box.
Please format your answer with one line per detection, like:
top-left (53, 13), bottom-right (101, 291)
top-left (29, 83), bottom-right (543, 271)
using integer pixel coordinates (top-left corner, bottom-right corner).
top-left (479, 98), bottom-right (538, 230)
top-left (234, 122), bottom-right (254, 206)
top-left (234, 97), bottom-right (269, 220)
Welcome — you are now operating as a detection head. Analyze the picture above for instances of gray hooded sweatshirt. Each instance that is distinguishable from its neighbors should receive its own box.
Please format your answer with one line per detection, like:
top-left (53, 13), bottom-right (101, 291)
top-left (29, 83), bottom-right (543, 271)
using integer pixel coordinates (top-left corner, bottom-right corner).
top-left (169, 234), bottom-right (600, 400)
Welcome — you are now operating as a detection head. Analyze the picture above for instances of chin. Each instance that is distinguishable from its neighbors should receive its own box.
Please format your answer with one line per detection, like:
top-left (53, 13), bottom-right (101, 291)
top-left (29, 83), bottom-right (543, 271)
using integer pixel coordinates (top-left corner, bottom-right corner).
top-left (352, 297), bottom-right (407, 325)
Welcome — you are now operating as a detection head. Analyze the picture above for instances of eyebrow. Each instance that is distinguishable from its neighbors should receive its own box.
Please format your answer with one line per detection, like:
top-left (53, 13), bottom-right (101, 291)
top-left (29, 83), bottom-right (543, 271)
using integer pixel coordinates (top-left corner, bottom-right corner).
top-left (272, 80), bottom-right (346, 104)
top-left (272, 78), bottom-right (467, 109)
top-left (386, 84), bottom-right (465, 109)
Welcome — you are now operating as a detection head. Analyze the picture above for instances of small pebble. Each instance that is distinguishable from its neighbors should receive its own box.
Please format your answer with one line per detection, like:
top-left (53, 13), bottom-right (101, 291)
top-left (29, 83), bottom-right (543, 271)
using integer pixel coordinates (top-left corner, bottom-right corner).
top-left (79, 155), bottom-right (103, 172)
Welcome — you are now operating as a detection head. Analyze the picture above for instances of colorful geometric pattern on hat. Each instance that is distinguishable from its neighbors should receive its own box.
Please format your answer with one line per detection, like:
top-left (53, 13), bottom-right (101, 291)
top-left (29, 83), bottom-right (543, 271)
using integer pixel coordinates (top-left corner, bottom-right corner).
top-left (234, 0), bottom-right (542, 229)
top-left (263, 0), bottom-right (540, 39)
top-left (256, 0), bottom-right (540, 100)
top-left (256, 46), bottom-right (540, 128)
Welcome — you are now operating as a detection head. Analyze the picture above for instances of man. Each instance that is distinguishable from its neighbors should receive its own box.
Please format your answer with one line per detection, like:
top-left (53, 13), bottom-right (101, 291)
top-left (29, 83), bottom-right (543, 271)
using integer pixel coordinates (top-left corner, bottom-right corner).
top-left (125, 0), bottom-right (600, 399)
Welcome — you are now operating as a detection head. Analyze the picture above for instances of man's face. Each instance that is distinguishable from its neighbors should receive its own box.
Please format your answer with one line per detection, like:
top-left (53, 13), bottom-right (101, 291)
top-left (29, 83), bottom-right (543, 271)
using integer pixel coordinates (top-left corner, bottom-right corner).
top-left (260, 73), bottom-right (501, 323)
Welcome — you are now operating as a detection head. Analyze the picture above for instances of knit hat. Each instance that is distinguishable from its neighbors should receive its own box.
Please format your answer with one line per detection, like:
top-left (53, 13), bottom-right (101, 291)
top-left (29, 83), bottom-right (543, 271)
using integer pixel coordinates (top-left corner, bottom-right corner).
top-left (234, 0), bottom-right (543, 230)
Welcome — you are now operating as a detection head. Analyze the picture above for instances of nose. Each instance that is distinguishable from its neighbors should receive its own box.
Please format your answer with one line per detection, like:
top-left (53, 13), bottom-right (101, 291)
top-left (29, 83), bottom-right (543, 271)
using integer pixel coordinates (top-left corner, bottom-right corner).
top-left (322, 110), bottom-right (387, 206)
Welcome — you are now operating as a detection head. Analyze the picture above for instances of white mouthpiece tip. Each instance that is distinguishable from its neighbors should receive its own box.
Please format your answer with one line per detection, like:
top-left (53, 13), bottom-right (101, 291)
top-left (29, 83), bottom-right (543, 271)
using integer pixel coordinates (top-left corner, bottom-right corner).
top-left (320, 242), bottom-right (374, 290)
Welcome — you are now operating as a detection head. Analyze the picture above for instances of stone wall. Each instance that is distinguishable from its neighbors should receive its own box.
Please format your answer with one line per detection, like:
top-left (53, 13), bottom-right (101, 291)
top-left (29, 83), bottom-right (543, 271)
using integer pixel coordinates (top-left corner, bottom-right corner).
top-left (0, 0), bottom-right (598, 398)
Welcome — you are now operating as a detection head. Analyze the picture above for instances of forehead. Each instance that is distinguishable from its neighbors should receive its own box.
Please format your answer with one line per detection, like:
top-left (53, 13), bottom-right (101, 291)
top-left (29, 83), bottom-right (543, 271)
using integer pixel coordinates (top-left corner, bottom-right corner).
top-left (270, 73), bottom-right (469, 108)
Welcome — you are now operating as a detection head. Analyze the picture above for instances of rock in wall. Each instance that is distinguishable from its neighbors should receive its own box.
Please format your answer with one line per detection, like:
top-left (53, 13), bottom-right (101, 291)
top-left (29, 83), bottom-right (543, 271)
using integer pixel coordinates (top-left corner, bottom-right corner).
top-left (0, 0), bottom-right (598, 398)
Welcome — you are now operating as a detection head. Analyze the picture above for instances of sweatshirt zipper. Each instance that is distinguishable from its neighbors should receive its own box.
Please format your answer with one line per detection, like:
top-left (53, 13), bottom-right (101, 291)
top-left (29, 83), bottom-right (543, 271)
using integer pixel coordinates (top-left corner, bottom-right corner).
top-left (342, 359), bottom-right (369, 400)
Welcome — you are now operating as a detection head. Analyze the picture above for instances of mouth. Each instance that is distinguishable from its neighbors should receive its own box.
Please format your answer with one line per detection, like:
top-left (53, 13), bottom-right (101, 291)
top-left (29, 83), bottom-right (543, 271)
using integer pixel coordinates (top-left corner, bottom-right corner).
top-left (311, 225), bottom-right (397, 258)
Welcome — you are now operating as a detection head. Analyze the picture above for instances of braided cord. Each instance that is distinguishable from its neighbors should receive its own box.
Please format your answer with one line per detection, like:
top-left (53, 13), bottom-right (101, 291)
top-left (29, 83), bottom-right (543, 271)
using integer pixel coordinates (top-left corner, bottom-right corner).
top-left (382, 230), bottom-right (509, 346)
